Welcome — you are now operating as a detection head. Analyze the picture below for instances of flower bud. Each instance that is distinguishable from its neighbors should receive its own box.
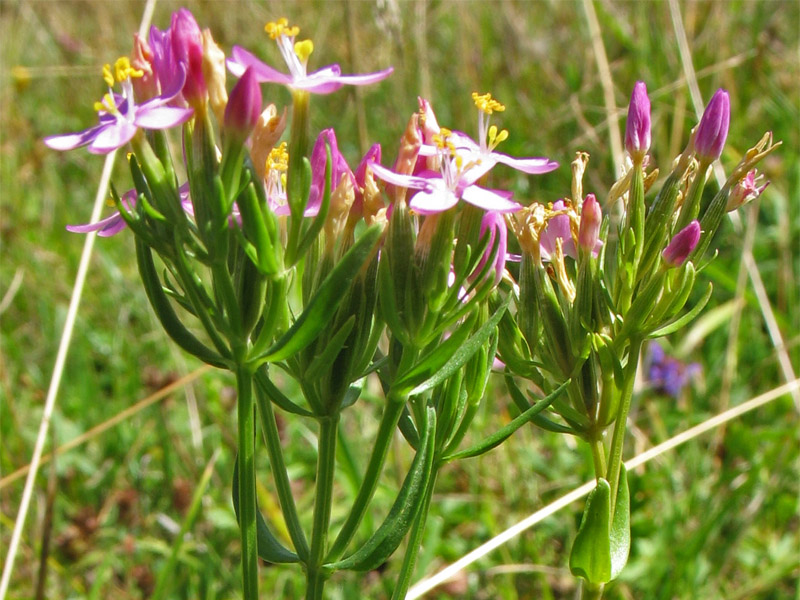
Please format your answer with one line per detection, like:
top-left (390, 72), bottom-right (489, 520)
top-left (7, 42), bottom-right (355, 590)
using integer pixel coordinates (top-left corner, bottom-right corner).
top-left (224, 67), bottom-right (262, 142)
top-left (202, 28), bottom-right (227, 123)
top-left (726, 169), bottom-right (769, 212)
top-left (170, 8), bottom-right (206, 106)
top-left (578, 193), bottom-right (601, 253)
top-left (624, 81), bottom-right (651, 163)
top-left (695, 89), bottom-right (730, 163)
top-left (662, 220), bottom-right (701, 267)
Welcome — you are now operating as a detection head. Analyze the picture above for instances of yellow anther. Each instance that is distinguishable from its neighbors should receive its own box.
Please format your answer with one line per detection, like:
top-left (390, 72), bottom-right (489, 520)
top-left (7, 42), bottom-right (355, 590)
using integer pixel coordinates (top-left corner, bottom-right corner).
top-left (93, 92), bottom-right (118, 114)
top-left (267, 142), bottom-right (289, 172)
top-left (294, 39), bottom-right (314, 62)
top-left (106, 195), bottom-right (116, 207)
top-left (112, 56), bottom-right (143, 82)
top-left (265, 18), bottom-right (300, 40)
top-left (472, 91), bottom-right (505, 115)
top-left (488, 125), bottom-right (509, 149)
top-left (102, 63), bottom-right (115, 87)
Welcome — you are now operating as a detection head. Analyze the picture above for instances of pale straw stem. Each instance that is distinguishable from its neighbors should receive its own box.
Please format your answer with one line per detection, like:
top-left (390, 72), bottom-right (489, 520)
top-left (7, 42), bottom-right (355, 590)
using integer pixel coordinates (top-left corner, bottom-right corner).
top-left (406, 378), bottom-right (800, 599)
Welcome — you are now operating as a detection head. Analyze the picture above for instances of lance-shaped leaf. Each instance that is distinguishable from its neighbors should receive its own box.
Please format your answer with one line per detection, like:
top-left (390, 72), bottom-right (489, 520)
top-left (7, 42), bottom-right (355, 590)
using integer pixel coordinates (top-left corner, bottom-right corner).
top-left (255, 225), bottom-right (382, 363)
top-left (395, 295), bottom-right (510, 397)
top-left (609, 465), bottom-right (631, 580)
top-left (232, 459), bottom-right (300, 564)
top-left (648, 282), bottom-right (712, 339)
top-left (329, 406), bottom-right (436, 572)
top-left (136, 238), bottom-right (228, 368)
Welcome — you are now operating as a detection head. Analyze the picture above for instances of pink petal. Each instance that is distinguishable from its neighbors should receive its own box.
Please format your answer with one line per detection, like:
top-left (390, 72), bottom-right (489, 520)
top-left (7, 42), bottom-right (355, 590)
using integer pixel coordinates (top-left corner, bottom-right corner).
top-left (87, 122), bottom-right (138, 154)
top-left (493, 153), bottom-right (559, 174)
top-left (333, 67), bottom-right (394, 87)
top-left (44, 124), bottom-right (106, 151)
top-left (461, 184), bottom-right (522, 213)
top-left (228, 46), bottom-right (292, 85)
top-left (370, 162), bottom-right (430, 190)
top-left (135, 105), bottom-right (194, 129)
top-left (66, 212), bottom-right (125, 235)
top-left (409, 181), bottom-right (459, 214)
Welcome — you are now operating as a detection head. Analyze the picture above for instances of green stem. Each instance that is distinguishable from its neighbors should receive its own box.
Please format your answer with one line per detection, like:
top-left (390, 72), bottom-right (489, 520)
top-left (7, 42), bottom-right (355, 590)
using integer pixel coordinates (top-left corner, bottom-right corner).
top-left (606, 337), bottom-right (642, 515)
top-left (306, 415), bottom-right (339, 600)
top-left (581, 582), bottom-right (605, 600)
top-left (391, 466), bottom-right (439, 600)
top-left (253, 377), bottom-right (310, 560)
top-left (326, 399), bottom-right (406, 562)
top-left (236, 367), bottom-right (259, 599)
top-left (589, 435), bottom-right (607, 481)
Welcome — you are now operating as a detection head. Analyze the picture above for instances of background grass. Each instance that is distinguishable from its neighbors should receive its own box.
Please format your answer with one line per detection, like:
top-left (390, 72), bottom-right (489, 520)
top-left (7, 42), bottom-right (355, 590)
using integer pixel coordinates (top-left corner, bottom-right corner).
top-left (1, 1), bottom-right (798, 598)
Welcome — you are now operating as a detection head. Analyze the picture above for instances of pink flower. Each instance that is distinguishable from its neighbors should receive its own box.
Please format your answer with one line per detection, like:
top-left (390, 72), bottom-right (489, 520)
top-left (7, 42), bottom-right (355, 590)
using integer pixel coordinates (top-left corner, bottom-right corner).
top-left (624, 81), bottom-right (651, 162)
top-left (227, 19), bottom-right (392, 95)
top-left (726, 169), bottom-right (769, 212)
top-left (695, 89), bottom-right (730, 162)
top-left (662, 220), bottom-right (701, 267)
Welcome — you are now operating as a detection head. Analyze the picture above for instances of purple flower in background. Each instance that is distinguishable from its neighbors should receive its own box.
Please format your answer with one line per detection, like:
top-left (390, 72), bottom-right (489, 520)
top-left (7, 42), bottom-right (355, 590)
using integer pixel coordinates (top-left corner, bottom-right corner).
top-left (647, 342), bottom-right (700, 397)
top-left (44, 57), bottom-right (192, 155)
top-left (694, 89), bottom-right (730, 162)
top-left (624, 81), bottom-right (651, 162)
top-left (663, 220), bottom-right (701, 267)
top-left (227, 18), bottom-right (392, 94)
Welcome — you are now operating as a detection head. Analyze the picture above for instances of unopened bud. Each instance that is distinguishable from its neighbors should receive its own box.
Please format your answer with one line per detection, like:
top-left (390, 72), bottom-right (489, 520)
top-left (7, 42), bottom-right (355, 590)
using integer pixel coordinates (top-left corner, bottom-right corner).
top-left (578, 193), bottom-right (601, 253)
top-left (474, 211), bottom-right (508, 285)
top-left (695, 89), bottom-right (730, 163)
top-left (170, 8), bottom-right (206, 107)
top-left (662, 220), bottom-right (701, 267)
top-left (224, 67), bottom-right (262, 142)
top-left (624, 81), bottom-right (651, 163)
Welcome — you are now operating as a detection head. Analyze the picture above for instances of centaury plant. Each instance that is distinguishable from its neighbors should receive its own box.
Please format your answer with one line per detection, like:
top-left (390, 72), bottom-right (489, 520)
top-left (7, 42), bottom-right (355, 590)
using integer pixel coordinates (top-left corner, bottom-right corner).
top-left (43, 8), bottom-right (778, 599)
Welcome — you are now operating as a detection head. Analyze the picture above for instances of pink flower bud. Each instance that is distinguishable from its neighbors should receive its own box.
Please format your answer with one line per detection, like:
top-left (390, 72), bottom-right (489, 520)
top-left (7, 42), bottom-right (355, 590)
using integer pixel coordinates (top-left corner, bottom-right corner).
top-left (624, 81), bottom-right (651, 162)
top-left (224, 67), bottom-right (262, 141)
top-left (578, 194), bottom-right (602, 252)
top-left (662, 220), bottom-right (701, 267)
top-left (170, 9), bottom-right (206, 106)
top-left (475, 211), bottom-right (508, 285)
top-left (695, 89), bottom-right (730, 162)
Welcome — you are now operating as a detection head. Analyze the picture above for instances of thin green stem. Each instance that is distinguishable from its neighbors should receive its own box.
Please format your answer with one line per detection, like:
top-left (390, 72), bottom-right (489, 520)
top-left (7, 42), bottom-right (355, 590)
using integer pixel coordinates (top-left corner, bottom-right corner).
top-left (253, 377), bottom-right (309, 560)
top-left (581, 582), bottom-right (605, 600)
top-left (606, 337), bottom-right (643, 515)
top-left (326, 399), bottom-right (406, 562)
top-left (306, 415), bottom-right (339, 600)
top-left (590, 436), bottom-right (607, 481)
top-left (236, 367), bottom-right (259, 599)
top-left (391, 467), bottom-right (439, 600)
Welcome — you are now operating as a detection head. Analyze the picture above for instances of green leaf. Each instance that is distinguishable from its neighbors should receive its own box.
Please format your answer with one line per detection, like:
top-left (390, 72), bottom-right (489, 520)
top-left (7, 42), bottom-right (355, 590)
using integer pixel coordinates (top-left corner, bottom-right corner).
top-left (647, 282), bottom-right (712, 339)
top-left (232, 459), bottom-right (300, 564)
top-left (304, 316), bottom-right (356, 380)
top-left (569, 479), bottom-right (612, 584)
top-left (256, 225), bottom-right (382, 363)
top-left (444, 380), bottom-right (569, 461)
top-left (328, 406), bottom-right (436, 572)
top-left (400, 295), bottom-right (510, 397)
top-left (254, 369), bottom-right (313, 417)
top-left (609, 465), bottom-right (631, 580)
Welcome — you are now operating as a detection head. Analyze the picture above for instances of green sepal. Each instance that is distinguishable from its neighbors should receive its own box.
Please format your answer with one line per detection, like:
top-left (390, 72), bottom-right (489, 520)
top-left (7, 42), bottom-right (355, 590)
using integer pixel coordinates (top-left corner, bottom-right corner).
top-left (396, 406), bottom-right (421, 450)
top-left (690, 185), bottom-right (731, 263)
top-left (444, 380), bottom-right (569, 462)
top-left (255, 225), bottom-right (381, 364)
top-left (328, 406), bottom-right (436, 572)
top-left (296, 144), bottom-right (332, 261)
top-left (232, 458), bottom-right (300, 564)
top-left (237, 180), bottom-right (278, 275)
top-left (304, 315), bottom-right (356, 381)
top-left (569, 467), bottom-right (630, 584)
top-left (398, 295), bottom-right (509, 397)
top-left (254, 368), bottom-right (314, 417)
top-left (135, 238), bottom-right (228, 368)
top-left (647, 281), bottom-right (712, 338)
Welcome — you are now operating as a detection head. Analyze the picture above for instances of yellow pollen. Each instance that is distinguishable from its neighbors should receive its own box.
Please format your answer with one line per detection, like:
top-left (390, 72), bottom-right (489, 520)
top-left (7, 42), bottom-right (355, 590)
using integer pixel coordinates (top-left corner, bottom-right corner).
top-left (267, 142), bottom-right (289, 172)
top-left (102, 64), bottom-right (114, 87)
top-left (488, 125), bottom-right (509, 149)
top-left (294, 39), bottom-right (314, 62)
top-left (106, 195), bottom-right (116, 207)
top-left (472, 91), bottom-right (505, 115)
top-left (113, 56), bottom-right (143, 82)
top-left (265, 18), bottom-right (300, 40)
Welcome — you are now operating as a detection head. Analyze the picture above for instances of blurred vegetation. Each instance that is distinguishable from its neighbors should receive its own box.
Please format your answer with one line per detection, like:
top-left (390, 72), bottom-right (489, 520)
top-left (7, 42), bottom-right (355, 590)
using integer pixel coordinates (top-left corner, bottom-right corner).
top-left (1, 1), bottom-right (798, 598)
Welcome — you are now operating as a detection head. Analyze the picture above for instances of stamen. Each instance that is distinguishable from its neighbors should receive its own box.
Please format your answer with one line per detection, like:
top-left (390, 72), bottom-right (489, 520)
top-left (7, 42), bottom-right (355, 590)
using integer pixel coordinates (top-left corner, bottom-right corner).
top-left (488, 125), bottom-right (509, 150)
top-left (472, 91), bottom-right (505, 115)
top-left (93, 92), bottom-right (118, 115)
top-left (265, 18), bottom-right (300, 40)
top-left (102, 64), bottom-right (114, 87)
top-left (113, 56), bottom-right (143, 82)
top-left (267, 142), bottom-right (289, 172)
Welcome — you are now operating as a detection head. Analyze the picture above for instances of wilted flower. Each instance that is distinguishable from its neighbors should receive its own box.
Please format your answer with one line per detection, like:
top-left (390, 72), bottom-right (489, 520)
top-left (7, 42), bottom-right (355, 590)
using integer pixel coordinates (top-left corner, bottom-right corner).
top-left (624, 81), bottom-right (651, 163)
top-left (44, 57), bottom-right (193, 154)
top-left (540, 200), bottom-right (577, 261)
top-left (577, 194), bottom-right (601, 253)
top-left (662, 220), bottom-right (701, 267)
top-left (726, 169), bottom-right (769, 212)
top-left (694, 89), bottom-right (730, 163)
top-left (227, 18), bottom-right (393, 94)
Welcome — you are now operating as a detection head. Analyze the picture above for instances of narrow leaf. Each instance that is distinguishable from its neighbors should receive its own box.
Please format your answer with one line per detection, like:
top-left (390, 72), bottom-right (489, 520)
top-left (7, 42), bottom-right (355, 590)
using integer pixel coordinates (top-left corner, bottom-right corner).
top-left (609, 465), bottom-right (630, 580)
top-left (648, 282), bottom-right (712, 338)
